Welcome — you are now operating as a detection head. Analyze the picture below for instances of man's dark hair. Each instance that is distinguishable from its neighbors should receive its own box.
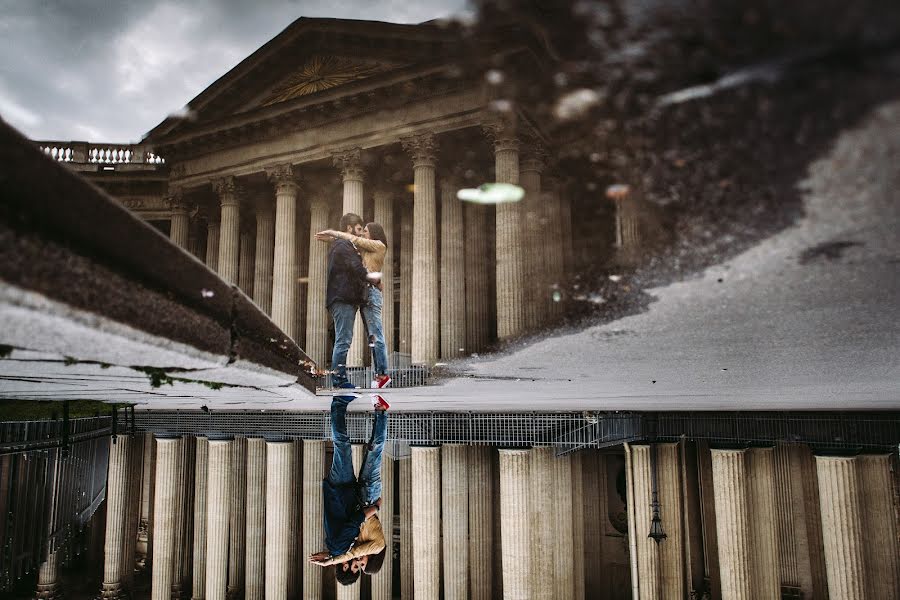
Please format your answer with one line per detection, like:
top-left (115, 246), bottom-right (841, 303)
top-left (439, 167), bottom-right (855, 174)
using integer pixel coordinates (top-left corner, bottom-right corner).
top-left (339, 213), bottom-right (363, 233)
top-left (335, 563), bottom-right (361, 586)
top-left (365, 222), bottom-right (387, 247)
top-left (362, 547), bottom-right (387, 574)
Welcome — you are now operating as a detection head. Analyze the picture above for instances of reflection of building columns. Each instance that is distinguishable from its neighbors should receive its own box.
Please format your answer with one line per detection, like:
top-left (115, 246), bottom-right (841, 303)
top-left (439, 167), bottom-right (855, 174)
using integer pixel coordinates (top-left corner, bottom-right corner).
top-left (138, 433), bottom-right (156, 567)
top-left (402, 134), bottom-right (439, 366)
top-left (468, 446), bottom-right (493, 600)
top-left (399, 458), bottom-right (414, 600)
top-left (172, 436), bottom-right (193, 599)
top-left (657, 443), bottom-right (685, 599)
top-left (373, 188), bottom-right (395, 357)
top-left (35, 456), bottom-right (62, 599)
top-left (570, 453), bottom-right (585, 600)
top-left (227, 437), bottom-right (247, 599)
top-left (710, 449), bottom-right (752, 600)
top-left (553, 453), bottom-right (575, 600)
top-left (558, 183), bottom-right (573, 278)
top-left (302, 440), bottom-right (325, 600)
top-left (371, 451), bottom-right (394, 600)
top-left (529, 448), bottom-right (555, 600)
top-left (267, 164), bottom-right (299, 342)
top-left (543, 176), bottom-right (564, 320)
top-left (333, 148), bottom-right (366, 367)
top-left (499, 449), bottom-right (531, 599)
top-left (440, 178), bottom-right (465, 360)
top-left (123, 434), bottom-right (144, 590)
top-left (581, 451), bottom-right (603, 596)
top-left (519, 154), bottom-right (545, 330)
top-left (206, 439), bottom-right (232, 600)
top-left (747, 448), bottom-right (779, 599)
top-left (441, 445), bottom-right (468, 600)
top-left (337, 445), bottom-right (367, 600)
top-left (238, 224), bottom-right (255, 298)
top-left (205, 218), bottom-right (220, 273)
top-left (612, 188), bottom-right (640, 267)
top-left (252, 200), bottom-right (275, 314)
top-left (306, 198), bottom-right (330, 367)
top-left (815, 455), bottom-right (868, 600)
top-left (244, 438), bottom-right (266, 600)
top-left (214, 177), bottom-right (241, 284)
top-left (151, 437), bottom-right (181, 600)
top-left (412, 446), bottom-right (441, 600)
top-left (265, 441), bottom-right (295, 600)
top-left (399, 205), bottom-right (413, 356)
top-left (100, 437), bottom-right (130, 599)
top-left (857, 454), bottom-right (900, 600)
top-left (485, 124), bottom-right (524, 339)
top-left (168, 189), bottom-right (190, 250)
top-left (625, 444), bottom-right (659, 600)
top-left (35, 551), bottom-right (61, 599)
top-left (464, 203), bottom-right (490, 354)
top-left (191, 437), bottom-right (209, 600)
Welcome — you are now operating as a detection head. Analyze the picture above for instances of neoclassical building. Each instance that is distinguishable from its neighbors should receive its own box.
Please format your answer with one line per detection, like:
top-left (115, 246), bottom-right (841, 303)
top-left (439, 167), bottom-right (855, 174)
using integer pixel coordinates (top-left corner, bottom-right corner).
top-left (39, 17), bottom-right (649, 371)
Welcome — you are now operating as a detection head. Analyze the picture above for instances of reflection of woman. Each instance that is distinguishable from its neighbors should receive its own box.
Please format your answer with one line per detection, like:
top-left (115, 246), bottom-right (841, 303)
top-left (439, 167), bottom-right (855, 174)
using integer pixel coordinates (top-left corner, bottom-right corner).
top-left (316, 223), bottom-right (391, 388)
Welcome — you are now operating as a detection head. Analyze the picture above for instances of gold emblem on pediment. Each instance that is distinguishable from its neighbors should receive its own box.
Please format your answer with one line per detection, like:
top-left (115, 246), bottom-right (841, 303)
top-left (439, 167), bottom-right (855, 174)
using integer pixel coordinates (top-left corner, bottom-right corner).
top-left (262, 56), bottom-right (390, 105)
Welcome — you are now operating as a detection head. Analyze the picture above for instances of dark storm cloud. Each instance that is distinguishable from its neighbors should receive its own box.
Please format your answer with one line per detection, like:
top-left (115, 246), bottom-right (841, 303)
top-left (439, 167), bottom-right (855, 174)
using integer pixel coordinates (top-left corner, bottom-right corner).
top-left (0, 0), bottom-right (468, 143)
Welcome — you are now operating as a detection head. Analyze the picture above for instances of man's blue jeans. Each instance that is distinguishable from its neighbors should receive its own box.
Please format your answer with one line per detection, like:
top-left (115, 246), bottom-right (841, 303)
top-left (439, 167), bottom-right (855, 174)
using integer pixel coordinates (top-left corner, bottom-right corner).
top-left (361, 286), bottom-right (389, 377)
top-left (328, 396), bottom-right (389, 507)
top-left (330, 301), bottom-right (358, 387)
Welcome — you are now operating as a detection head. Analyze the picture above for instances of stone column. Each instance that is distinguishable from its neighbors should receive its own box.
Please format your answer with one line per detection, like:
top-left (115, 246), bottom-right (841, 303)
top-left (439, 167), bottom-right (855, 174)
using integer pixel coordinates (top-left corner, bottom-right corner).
top-left (214, 177), bottom-right (241, 284)
top-left (553, 453), bottom-right (575, 600)
top-left (192, 437), bottom-right (209, 600)
top-left (371, 450), bottom-right (394, 600)
top-left (657, 443), bottom-right (684, 599)
top-left (189, 218), bottom-right (205, 260)
top-left (265, 441), bottom-right (295, 600)
top-left (301, 440), bottom-right (325, 600)
top-left (529, 448), bottom-right (555, 600)
top-left (399, 458), bottom-right (414, 600)
top-left (289, 441), bottom-right (303, 600)
top-left (815, 455), bottom-right (868, 600)
top-left (373, 188), bottom-right (395, 357)
top-left (123, 435), bottom-right (144, 590)
top-left (168, 189), bottom-right (190, 250)
top-left (401, 134), bottom-right (440, 366)
top-left (171, 436), bottom-right (193, 599)
top-left (244, 438), bottom-right (266, 600)
top-left (333, 148), bottom-right (366, 367)
top-left (35, 551), bottom-right (61, 599)
top-left (412, 446), bottom-right (441, 600)
top-left (227, 437), bottom-right (247, 599)
top-left (499, 449), bottom-right (531, 600)
top-left (306, 198), bottom-right (331, 367)
top-left (239, 225), bottom-right (255, 298)
top-left (464, 203), bottom-right (490, 354)
top-left (337, 445), bottom-right (367, 600)
top-left (206, 440), bottom-right (232, 600)
top-left (152, 437), bottom-right (181, 600)
top-left (570, 452), bottom-right (585, 600)
top-left (581, 451), bottom-right (604, 598)
top-left (399, 206), bottom-right (413, 356)
top-left (484, 123), bottom-right (524, 340)
top-left (468, 446), bottom-right (493, 600)
top-left (747, 448), bottom-right (779, 599)
top-left (710, 449), bottom-right (753, 600)
top-left (267, 164), bottom-right (299, 342)
top-left (519, 154), bottom-right (545, 330)
top-left (100, 436), bottom-right (131, 599)
top-left (857, 454), bottom-right (900, 600)
top-left (625, 444), bottom-right (659, 600)
top-left (440, 178), bottom-right (466, 360)
top-left (138, 433), bottom-right (156, 567)
top-left (543, 176), bottom-right (565, 320)
top-left (441, 445), bottom-right (468, 600)
top-left (774, 444), bottom-right (799, 589)
top-left (205, 218), bottom-right (220, 273)
top-left (252, 200), bottom-right (275, 315)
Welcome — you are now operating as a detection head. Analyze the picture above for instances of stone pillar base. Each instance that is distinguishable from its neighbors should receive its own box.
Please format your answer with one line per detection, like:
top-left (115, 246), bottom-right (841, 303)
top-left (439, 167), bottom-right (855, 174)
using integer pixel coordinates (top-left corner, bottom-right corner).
top-left (225, 588), bottom-right (243, 600)
top-left (98, 582), bottom-right (124, 599)
top-left (34, 583), bottom-right (62, 600)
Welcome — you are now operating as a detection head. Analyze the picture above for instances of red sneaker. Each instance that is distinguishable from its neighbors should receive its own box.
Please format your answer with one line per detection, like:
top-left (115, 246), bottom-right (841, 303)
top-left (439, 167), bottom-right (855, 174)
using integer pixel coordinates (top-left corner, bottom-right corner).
top-left (371, 394), bottom-right (390, 411)
top-left (373, 374), bottom-right (391, 389)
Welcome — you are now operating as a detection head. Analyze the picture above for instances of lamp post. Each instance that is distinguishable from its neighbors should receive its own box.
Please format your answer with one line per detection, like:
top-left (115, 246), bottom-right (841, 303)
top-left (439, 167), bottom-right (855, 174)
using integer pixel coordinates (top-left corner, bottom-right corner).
top-left (648, 444), bottom-right (667, 544)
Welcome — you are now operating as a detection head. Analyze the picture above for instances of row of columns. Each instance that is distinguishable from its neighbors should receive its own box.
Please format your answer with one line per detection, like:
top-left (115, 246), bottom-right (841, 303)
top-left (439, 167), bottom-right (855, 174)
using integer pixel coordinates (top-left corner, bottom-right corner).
top-left (165, 125), bottom-right (575, 368)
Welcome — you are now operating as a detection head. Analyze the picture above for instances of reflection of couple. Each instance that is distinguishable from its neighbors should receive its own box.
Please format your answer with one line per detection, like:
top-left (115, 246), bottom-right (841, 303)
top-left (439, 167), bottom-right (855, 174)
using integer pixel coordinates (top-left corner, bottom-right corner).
top-left (307, 212), bottom-right (391, 586)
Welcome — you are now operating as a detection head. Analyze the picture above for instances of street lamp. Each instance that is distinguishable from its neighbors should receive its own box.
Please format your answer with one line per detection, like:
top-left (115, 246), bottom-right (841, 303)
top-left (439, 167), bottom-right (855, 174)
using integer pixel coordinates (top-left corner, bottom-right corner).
top-left (648, 443), bottom-right (667, 544)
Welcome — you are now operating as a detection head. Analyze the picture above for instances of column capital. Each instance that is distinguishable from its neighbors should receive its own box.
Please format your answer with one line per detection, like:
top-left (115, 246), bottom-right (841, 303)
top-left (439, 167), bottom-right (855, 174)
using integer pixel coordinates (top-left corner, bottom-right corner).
top-left (332, 147), bottom-right (365, 182)
top-left (212, 176), bottom-right (242, 206)
top-left (266, 163), bottom-right (299, 194)
top-left (520, 151), bottom-right (548, 175)
top-left (165, 187), bottom-right (190, 212)
top-left (372, 187), bottom-right (394, 203)
top-left (401, 133), bottom-right (438, 168)
top-left (482, 121), bottom-right (519, 153)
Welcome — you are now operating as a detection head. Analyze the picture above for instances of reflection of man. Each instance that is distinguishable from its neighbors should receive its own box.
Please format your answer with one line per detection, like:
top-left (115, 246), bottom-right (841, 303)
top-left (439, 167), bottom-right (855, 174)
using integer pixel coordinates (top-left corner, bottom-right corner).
top-left (308, 395), bottom-right (389, 585)
top-left (327, 213), bottom-right (368, 388)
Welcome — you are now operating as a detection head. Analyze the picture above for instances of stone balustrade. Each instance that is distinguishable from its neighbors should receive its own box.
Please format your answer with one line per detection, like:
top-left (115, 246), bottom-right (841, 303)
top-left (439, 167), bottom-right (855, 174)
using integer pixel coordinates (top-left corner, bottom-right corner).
top-left (37, 141), bottom-right (165, 165)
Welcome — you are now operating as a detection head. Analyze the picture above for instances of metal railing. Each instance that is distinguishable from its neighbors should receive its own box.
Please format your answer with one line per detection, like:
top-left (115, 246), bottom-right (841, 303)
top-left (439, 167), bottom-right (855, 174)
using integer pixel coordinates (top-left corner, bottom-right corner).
top-left (0, 417), bottom-right (110, 591)
top-left (319, 362), bottom-right (431, 389)
top-left (36, 141), bottom-right (165, 165)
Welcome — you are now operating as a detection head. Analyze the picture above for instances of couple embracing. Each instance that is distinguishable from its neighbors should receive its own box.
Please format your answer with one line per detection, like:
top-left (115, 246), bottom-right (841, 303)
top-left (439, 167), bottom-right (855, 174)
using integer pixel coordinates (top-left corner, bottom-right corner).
top-left (308, 212), bottom-right (392, 586)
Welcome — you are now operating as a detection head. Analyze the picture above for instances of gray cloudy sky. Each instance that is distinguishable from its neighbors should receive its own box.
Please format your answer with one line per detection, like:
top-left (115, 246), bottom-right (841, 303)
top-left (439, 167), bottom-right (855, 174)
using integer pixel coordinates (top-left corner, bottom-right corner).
top-left (0, 0), bottom-right (467, 143)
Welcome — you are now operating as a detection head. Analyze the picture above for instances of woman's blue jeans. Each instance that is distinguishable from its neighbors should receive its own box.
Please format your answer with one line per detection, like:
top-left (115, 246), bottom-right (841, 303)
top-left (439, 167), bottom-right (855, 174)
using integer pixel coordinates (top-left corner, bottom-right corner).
top-left (329, 396), bottom-right (388, 507)
top-left (360, 286), bottom-right (389, 377)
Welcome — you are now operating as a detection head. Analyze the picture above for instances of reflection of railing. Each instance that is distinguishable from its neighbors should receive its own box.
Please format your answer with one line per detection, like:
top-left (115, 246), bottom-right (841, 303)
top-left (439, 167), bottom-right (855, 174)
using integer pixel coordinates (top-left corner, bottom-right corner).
top-left (0, 417), bottom-right (110, 591)
top-left (36, 140), bottom-right (165, 165)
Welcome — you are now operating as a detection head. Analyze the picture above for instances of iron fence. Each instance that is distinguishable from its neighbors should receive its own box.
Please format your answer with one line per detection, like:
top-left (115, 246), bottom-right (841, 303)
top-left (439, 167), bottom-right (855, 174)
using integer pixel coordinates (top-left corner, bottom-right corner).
top-left (319, 363), bottom-right (430, 389)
